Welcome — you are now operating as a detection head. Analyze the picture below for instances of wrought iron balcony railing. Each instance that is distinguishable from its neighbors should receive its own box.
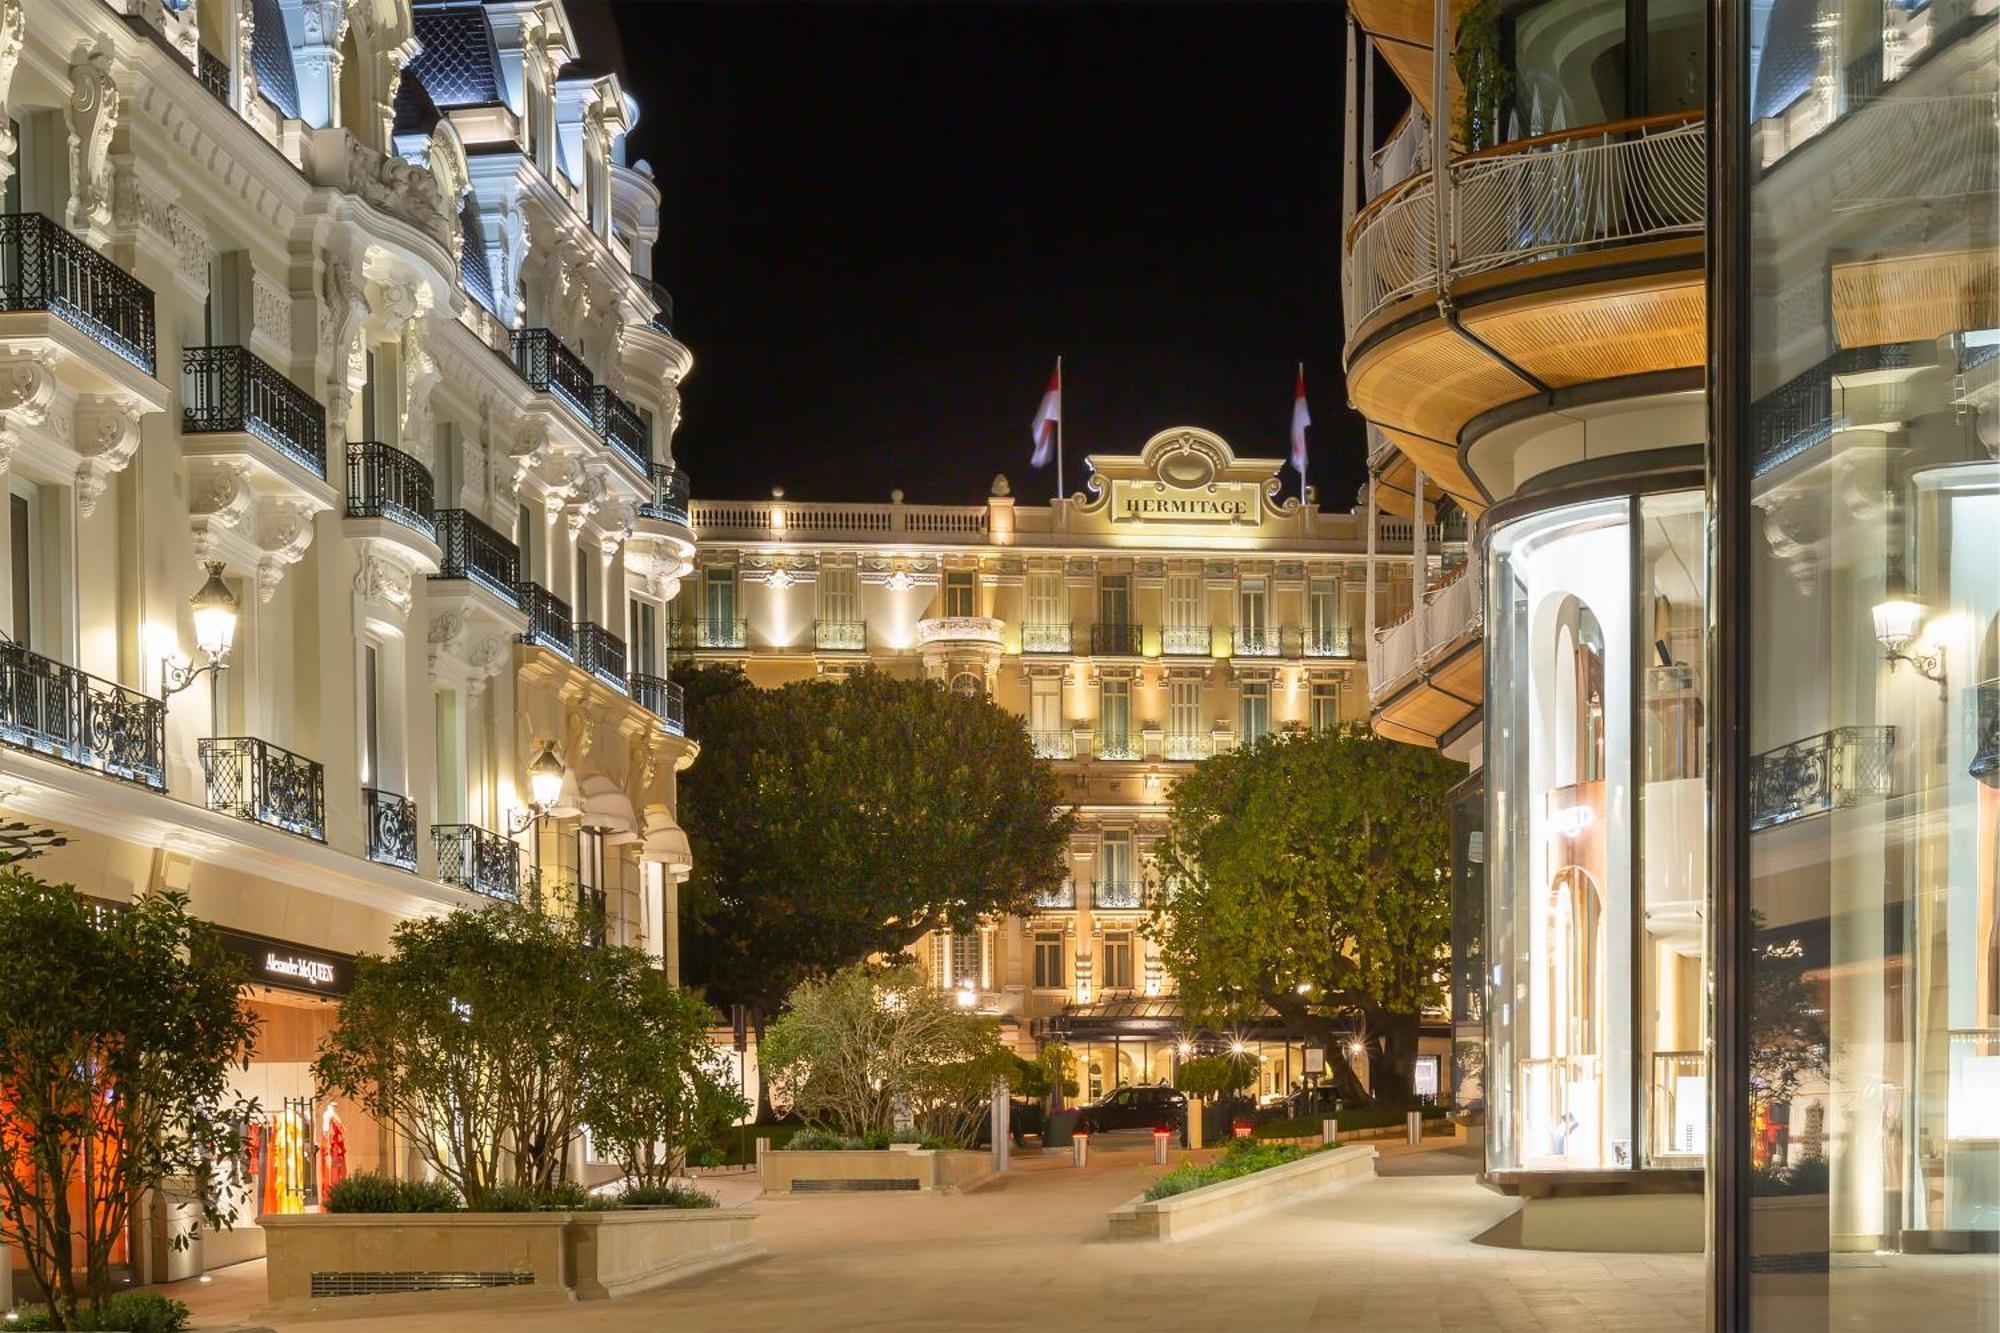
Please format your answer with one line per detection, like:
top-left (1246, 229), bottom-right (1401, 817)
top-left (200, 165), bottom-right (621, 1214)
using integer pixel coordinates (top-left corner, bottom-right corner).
top-left (1096, 735), bottom-right (1141, 761)
top-left (1164, 733), bottom-right (1210, 761)
top-left (431, 509), bottom-right (521, 604)
top-left (199, 736), bottom-right (326, 841)
top-left (1972, 678), bottom-right (1998, 784)
top-left (196, 46), bottom-right (229, 103)
top-left (574, 622), bottom-right (628, 689)
top-left (516, 583), bottom-right (573, 655)
top-left (1093, 880), bottom-right (1143, 910)
top-left (641, 464), bottom-right (691, 527)
top-left (1029, 729), bottom-right (1074, 760)
top-left (629, 672), bottom-right (686, 736)
top-left (690, 618), bottom-right (748, 650)
top-left (362, 787), bottom-right (418, 872)
top-left (647, 281), bottom-right (674, 336)
top-left (1232, 625), bottom-right (1282, 657)
top-left (1750, 344), bottom-right (1916, 478)
top-left (0, 643), bottom-right (165, 790)
top-left (0, 211), bottom-right (157, 374)
top-left (593, 385), bottom-right (648, 472)
top-left (1090, 623), bottom-right (1144, 656)
top-left (1160, 625), bottom-right (1212, 656)
top-left (509, 328), bottom-right (594, 424)
top-left (183, 345), bottom-right (327, 477)
top-left (432, 823), bottom-right (522, 902)
top-left (1033, 882), bottom-right (1077, 910)
top-left (1022, 622), bottom-right (1073, 654)
top-left (1749, 726), bottom-right (1896, 831)
top-left (1303, 625), bottom-right (1356, 658)
top-left (813, 620), bottom-right (867, 651)
top-left (345, 440), bottom-right (435, 539)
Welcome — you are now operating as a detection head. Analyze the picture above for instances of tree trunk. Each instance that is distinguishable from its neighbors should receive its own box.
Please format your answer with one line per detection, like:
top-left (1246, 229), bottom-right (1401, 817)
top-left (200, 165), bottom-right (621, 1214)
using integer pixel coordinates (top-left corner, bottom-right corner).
top-left (1368, 1008), bottom-right (1422, 1108)
top-left (751, 1004), bottom-right (777, 1124)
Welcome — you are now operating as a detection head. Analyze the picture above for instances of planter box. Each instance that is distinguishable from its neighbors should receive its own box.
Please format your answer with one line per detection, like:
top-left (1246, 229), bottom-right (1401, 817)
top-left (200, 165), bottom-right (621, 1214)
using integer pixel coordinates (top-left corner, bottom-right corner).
top-left (761, 1148), bottom-right (994, 1195)
top-left (259, 1207), bottom-right (761, 1306)
top-left (1107, 1143), bottom-right (1377, 1242)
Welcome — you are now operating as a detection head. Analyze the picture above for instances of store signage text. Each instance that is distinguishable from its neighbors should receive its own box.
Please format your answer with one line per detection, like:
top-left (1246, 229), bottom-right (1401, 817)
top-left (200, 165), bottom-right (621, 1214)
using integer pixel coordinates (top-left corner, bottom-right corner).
top-left (1111, 480), bottom-right (1259, 525)
top-left (264, 951), bottom-right (338, 987)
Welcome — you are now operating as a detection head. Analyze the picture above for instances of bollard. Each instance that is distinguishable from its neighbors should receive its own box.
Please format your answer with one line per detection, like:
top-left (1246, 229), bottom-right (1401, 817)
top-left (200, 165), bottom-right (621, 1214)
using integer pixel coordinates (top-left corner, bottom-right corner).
top-left (1153, 1127), bottom-right (1170, 1166)
top-left (991, 1080), bottom-right (1011, 1174)
top-left (756, 1134), bottom-right (769, 1180)
top-left (1322, 1116), bottom-right (1338, 1146)
top-left (1072, 1131), bottom-right (1090, 1168)
top-left (1406, 1109), bottom-right (1423, 1145)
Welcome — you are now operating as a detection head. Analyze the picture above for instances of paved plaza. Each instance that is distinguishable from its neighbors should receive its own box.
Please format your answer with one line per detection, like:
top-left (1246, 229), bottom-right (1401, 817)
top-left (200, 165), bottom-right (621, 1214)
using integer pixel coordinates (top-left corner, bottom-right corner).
top-left (161, 1140), bottom-right (1705, 1333)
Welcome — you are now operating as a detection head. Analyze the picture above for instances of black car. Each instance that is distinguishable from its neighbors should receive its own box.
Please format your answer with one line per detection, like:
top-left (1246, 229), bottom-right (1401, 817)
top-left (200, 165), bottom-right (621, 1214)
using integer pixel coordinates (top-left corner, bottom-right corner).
top-left (1074, 1084), bottom-right (1187, 1135)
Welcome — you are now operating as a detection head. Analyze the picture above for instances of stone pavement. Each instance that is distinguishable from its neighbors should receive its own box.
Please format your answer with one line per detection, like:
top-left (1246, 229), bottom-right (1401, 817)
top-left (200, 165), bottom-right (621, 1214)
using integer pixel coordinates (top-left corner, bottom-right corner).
top-left (161, 1138), bottom-right (1705, 1333)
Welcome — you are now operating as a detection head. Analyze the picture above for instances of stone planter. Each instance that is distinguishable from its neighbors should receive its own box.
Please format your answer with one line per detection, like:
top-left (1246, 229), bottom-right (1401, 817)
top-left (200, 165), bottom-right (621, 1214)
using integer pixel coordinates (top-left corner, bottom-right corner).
top-left (1107, 1143), bottom-right (1377, 1242)
top-left (260, 1207), bottom-right (761, 1306)
top-left (761, 1148), bottom-right (994, 1195)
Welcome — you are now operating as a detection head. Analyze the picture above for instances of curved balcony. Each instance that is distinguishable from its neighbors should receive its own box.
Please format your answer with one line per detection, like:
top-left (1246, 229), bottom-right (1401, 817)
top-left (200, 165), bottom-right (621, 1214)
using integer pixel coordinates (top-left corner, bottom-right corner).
top-left (344, 440), bottom-right (437, 554)
top-left (1369, 563), bottom-right (1484, 751)
top-left (915, 616), bottom-right (1004, 648)
top-left (630, 672), bottom-right (686, 737)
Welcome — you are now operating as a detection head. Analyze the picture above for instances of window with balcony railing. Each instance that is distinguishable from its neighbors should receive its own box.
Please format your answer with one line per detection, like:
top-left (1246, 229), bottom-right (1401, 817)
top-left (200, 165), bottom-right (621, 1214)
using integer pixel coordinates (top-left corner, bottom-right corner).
top-left (199, 736), bottom-right (326, 841)
top-left (431, 509), bottom-right (521, 604)
top-left (346, 440), bottom-right (436, 539)
top-left (1094, 880), bottom-right (1143, 911)
top-left (592, 385), bottom-right (648, 472)
top-left (433, 823), bottom-right (522, 902)
top-left (574, 622), bottom-right (628, 689)
top-left (1164, 734), bottom-right (1209, 761)
top-left (0, 213), bottom-right (157, 374)
top-left (508, 328), bottom-right (594, 424)
top-left (0, 644), bottom-right (165, 790)
top-left (813, 620), bottom-right (866, 651)
top-left (183, 345), bottom-right (327, 477)
top-left (1090, 623), bottom-right (1144, 656)
top-left (693, 618), bottom-right (748, 650)
top-left (517, 583), bottom-right (574, 655)
top-left (1022, 623), bottom-right (1073, 654)
top-left (640, 464), bottom-right (691, 526)
top-left (1232, 624), bottom-right (1283, 657)
top-left (1302, 625), bottom-right (1354, 658)
top-left (196, 46), bottom-right (230, 103)
top-left (629, 672), bottom-right (686, 736)
top-left (1161, 624), bottom-right (1211, 656)
top-left (362, 787), bottom-right (418, 872)
top-left (1030, 729), bottom-right (1074, 760)
top-left (1033, 883), bottom-right (1076, 911)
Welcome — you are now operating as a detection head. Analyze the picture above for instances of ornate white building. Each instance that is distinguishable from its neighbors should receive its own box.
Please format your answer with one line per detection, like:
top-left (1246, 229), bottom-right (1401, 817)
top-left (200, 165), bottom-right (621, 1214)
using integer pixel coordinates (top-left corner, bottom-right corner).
top-left (0, 0), bottom-right (695, 1271)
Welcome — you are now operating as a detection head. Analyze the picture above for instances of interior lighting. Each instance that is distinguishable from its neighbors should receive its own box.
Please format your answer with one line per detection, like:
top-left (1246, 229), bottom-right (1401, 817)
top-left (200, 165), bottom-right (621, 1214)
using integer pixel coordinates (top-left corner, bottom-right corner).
top-left (1872, 585), bottom-right (1946, 694)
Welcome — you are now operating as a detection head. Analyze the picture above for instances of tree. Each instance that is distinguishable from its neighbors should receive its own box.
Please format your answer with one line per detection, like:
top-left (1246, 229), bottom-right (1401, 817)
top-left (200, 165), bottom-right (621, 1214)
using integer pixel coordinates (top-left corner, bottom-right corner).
top-left (0, 873), bottom-right (259, 1329)
top-left (761, 964), bottom-right (1008, 1142)
top-left (578, 963), bottom-right (748, 1187)
top-left (677, 665), bottom-right (1073, 1116)
top-left (1148, 726), bottom-right (1456, 1105)
top-left (1172, 1053), bottom-right (1257, 1103)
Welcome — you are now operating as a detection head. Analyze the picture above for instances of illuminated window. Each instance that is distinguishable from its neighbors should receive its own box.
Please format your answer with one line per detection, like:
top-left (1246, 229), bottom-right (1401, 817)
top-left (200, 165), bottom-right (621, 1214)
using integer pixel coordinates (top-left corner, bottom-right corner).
top-left (1240, 680), bottom-right (1271, 743)
top-left (944, 569), bottom-right (976, 617)
top-left (1033, 932), bottom-right (1064, 989)
top-left (1102, 932), bottom-right (1134, 991)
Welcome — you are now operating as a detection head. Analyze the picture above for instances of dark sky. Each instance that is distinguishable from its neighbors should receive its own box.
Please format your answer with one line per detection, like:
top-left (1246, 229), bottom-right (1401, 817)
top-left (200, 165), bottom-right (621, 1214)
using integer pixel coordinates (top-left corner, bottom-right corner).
top-left (608, 1), bottom-right (1371, 510)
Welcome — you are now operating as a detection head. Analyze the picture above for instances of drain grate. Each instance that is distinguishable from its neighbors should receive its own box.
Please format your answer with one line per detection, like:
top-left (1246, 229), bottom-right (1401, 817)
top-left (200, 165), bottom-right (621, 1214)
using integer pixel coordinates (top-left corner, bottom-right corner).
top-left (792, 1177), bottom-right (920, 1192)
top-left (310, 1270), bottom-right (537, 1297)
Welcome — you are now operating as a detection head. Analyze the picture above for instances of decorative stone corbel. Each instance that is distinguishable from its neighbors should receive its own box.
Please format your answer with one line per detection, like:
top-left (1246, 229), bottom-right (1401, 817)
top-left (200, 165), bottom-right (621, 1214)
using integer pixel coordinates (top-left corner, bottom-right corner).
top-left (254, 499), bottom-right (318, 602)
top-left (0, 0), bottom-right (25, 195)
top-left (354, 543), bottom-right (416, 622)
top-left (509, 423), bottom-right (551, 490)
top-left (72, 396), bottom-right (143, 516)
top-left (0, 350), bottom-right (60, 426)
top-left (65, 44), bottom-right (119, 238)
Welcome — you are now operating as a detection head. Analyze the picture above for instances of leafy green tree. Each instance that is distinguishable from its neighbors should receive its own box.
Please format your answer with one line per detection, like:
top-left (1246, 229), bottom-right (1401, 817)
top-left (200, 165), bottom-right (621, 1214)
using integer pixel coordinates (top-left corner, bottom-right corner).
top-left (676, 666), bottom-right (1073, 1115)
top-left (0, 873), bottom-right (258, 1329)
top-left (1148, 726), bottom-right (1456, 1105)
top-left (1172, 1053), bottom-right (1258, 1102)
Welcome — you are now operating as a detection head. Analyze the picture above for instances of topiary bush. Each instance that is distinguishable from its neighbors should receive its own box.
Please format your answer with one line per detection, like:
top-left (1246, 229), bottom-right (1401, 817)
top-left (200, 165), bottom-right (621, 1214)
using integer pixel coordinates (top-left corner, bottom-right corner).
top-left (323, 1171), bottom-right (405, 1214)
top-left (398, 1177), bottom-right (462, 1212)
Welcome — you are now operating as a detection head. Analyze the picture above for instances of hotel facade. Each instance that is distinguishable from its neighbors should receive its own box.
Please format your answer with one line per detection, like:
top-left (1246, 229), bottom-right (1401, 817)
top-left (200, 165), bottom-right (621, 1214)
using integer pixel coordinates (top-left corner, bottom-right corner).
top-left (0, 0), bottom-right (696, 1278)
top-left (678, 428), bottom-right (1449, 1103)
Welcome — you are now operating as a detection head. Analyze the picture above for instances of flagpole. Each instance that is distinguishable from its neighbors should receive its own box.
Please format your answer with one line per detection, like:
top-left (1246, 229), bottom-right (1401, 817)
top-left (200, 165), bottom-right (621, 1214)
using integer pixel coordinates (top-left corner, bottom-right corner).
top-left (1055, 355), bottom-right (1064, 505)
top-left (1296, 361), bottom-right (1308, 509)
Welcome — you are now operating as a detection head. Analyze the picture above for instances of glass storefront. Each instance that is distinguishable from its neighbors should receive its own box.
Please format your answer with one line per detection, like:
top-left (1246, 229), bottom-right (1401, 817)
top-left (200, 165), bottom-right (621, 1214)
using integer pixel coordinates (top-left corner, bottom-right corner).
top-left (1731, 0), bottom-right (2000, 1319)
top-left (1487, 489), bottom-right (1708, 1174)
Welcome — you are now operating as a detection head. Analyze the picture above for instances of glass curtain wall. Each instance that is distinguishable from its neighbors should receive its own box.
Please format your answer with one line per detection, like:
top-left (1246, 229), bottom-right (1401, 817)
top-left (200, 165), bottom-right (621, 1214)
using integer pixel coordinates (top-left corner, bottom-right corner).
top-left (1731, 0), bottom-right (2000, 1320)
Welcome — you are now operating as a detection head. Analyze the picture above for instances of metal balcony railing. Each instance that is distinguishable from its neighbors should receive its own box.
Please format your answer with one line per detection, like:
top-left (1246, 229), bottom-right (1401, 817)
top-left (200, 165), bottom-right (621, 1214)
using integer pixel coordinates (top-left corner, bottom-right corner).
top-left (1090, 623), bottom-right (1144, 656)
top-left (183, 345), bottom-right (327, 477)
top-left (509, 328), bottom-right (594, 424)
top-left (1093, 880), bottom-right (1143, 910)
top-left (516, 583), bottom-right (573, 655)
top-left (1749, 726), bottom-right (1896, 831)
top-left (1160, 625), bottom-right (1211, 657)
top-left (1034, 882), bottom-right (1077, 910)
top-left (574, 622), bottom-right (628, 689)
top-left (199, 736), bottom-right (326, 841)
top-left (641, 464), bottom-right (691, 526)
top-left (1096, 734), bottom-right (1141, 761)
top-left (0, 211), bottom-right (157, 374)
top-left (1232, 625), bottom-right (1282, 657)
top-left (1164, 733), bottom-right (1210, 761)
top-left (1029, 729), bottom-right (1074, 760)
top-left (1022, 622), bottom-right (1073, 654)
top-left (1302, 626), bottom-right (1356, 658)
top-left (813, 620), bottom-right (867, 651)
top-left (575, 881), bottom-right (607, 948)
top-left (691, 618), bottom-right (747, 649)
top-left (0, 643), bottom-right (165, 790)
top-left (647, 281), bottom-right (674, 336)
top-left (196, 47), bottom-right (230, 103)
top-left (629, 672), bottom-right (686, 736)
top-left (431, 509), bottom-right (521, 604)
top-left (362, 787), bottom-right (418, 872)
top-left (345, 440), bottom-right (436, 539)
top-left (432, 823), bottom-right (522, 902)
top-left (592, 385), bottom-right (648, 473)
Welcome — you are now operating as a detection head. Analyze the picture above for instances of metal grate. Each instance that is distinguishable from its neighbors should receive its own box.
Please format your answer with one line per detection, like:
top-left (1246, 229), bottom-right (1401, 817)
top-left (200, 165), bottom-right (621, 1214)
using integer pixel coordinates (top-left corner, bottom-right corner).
top-left (310, 1270), bottom-right (535, 1298)
top-left (791, 1178), bottom-right (919, 1193)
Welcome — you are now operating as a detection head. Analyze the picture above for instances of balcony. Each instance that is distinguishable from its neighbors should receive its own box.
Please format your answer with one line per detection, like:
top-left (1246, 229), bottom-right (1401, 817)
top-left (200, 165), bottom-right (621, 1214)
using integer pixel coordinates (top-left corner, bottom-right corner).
top-left (1750, 726), bottom-right (1897, 832)
top-left (691, 618), bottom-right (748, 650)
top-left (640, 464), bottom-right (691, 527)
top-left (915, 616), bottom-right (1003, 648)
top-left (1096, 734), bottom-right (1141, 761)
top-left (0, 644), bottom-right (165, 790)
top-left (813, 620), bottom-right (868, 652)
top-left (1030, 729), bottom-right (1074, 760)
top-left (630, 672), bottom-right (686, 736)
top-left (345, 440), bottom-right (436, 540)
top-left (1164, 733), bottom-right (1210, 762)
top-left (574, 622), bottom-right (628, 690)
top-left (1033, 882), bottom-right (1077, 910)
top-left (517, 583), bottom-right (573, 656)
top-left (183, 345), bottom-right (327, 478)
top-left (431, 509), bottom-right (521, 605)
top-left (1369, 563), bottom-right (1485, 749)
top-left (1090, 623), bottom-right (1144, 657)
top-left (509, 328), bottom-right (594, 425)
top-left (1304, 626), bottom-right (1357, 658)
top-left (362, 787), bottom-right (418, 872)
top-left (199, 736), bottom-right (326, 841)
top-left (1232, 625), bottom-right (1282, 658)
top-left (593, 385), bottom-right (648, 473)
top-left (1093, 880), bottom-right (1143, 910)
top-left (433, 823), bottom-right (523, 902)
top-left (196, 46), bottom-right (229, 103)
top-left (1022, 623), bottom-right (1073, 654)
top-left (1161, 625), bottom-right (1212, 657)
top-left (0, 212), bottom-right (157, 374)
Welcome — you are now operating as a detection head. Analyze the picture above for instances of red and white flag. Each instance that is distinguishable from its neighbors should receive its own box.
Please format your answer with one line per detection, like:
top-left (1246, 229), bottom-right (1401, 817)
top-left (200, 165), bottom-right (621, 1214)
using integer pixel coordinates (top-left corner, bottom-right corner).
top-left (1290, 364), bottom-right (1311, 478)
top-left (1030, 360), bottom-right (1062, 468)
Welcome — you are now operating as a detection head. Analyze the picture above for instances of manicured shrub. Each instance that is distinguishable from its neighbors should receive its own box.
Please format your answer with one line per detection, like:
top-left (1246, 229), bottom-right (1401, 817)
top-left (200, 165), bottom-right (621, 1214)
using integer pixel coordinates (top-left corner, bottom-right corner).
top-left (398, 1177), bottom-right (463, 1212)
top-left (618, 1182), bottom-right (719, 1209)
top-left (785, 1127), bottom-right (859, 1151)
top-left (7, 1292), bottom-right (191, 1332)
top-left (479, 1183), bottom-right (540, 1212)
top-left (1141, 1139), bottom-right (1333, 1201)
top-left (323, 1171), bottom-right (404, 1213)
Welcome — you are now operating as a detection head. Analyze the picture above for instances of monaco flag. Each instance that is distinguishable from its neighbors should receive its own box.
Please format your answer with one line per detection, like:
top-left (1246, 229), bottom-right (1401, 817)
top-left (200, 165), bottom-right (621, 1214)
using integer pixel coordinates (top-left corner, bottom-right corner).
top-left (1030, 360), bottom-right (1062, 467)
top-left (1290, 364), bottom-right (1311, 477)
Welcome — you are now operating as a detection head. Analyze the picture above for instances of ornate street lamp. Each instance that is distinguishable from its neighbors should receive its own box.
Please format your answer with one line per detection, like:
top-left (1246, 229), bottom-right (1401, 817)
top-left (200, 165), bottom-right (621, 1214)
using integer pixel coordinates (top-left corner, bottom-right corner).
top-left (162, 563), bottom-right (239, 722)
top-left (1872, 582), bottom-right (1946, 697)
top-left (508, 739), bottom-right (567, 833)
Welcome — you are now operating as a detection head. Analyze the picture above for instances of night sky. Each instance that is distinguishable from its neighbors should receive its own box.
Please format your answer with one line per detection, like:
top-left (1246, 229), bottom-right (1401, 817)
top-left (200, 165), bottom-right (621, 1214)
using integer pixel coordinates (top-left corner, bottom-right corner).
top-left (605, 1), bottom-right (1375, 511)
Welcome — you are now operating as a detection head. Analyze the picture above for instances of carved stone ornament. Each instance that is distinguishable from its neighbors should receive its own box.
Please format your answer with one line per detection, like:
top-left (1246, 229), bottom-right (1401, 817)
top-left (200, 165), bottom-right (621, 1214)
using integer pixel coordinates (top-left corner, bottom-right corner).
top-left (111, 162), bottom-right (210, 293)
top-left (72, 397), bottom-right (144, 516)
top-left (354, 544), bottom-right (415, 621)
top-left (0, 0), bottom-right (26, 188)
top-left (65, 45), bottom-right (119, 236)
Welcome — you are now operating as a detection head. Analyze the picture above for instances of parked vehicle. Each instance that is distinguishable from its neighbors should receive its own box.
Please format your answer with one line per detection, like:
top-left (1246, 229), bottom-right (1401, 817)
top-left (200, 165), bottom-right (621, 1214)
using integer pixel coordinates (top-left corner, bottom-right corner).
top-left (1074, 1083), bottom-right (1187, 1135)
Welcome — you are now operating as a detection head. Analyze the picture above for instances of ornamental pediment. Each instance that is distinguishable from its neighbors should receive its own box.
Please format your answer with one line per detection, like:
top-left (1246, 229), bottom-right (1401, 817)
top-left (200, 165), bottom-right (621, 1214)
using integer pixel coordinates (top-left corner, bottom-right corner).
top-left (1072, 427), bottom-right (1292, 534)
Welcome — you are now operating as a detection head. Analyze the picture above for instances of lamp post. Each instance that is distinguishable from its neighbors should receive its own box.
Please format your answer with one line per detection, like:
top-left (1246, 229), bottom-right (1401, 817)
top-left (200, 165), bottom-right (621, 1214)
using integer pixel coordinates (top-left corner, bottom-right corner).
top-left (161, 562), bottom-right (240, 732)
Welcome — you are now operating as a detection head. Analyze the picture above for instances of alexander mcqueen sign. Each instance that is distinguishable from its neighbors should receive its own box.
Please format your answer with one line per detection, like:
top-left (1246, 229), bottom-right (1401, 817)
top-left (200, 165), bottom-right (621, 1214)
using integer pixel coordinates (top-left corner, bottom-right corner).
top-left (213, 927), bottom-right (352, 996)
top-left (1110, 480), bottom-right (1258, 524)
